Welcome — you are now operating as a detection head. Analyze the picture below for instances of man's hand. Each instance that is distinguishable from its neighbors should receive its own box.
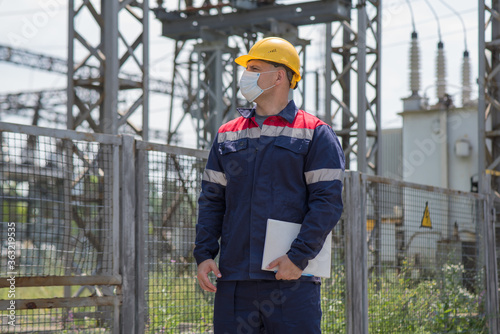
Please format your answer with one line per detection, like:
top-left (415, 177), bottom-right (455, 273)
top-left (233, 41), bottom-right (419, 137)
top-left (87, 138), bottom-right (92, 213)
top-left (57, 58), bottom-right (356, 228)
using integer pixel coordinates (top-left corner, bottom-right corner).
top-left (197, 259), bottom-right (222, 292)
top-left (267, 255), bottom-right (303, 280)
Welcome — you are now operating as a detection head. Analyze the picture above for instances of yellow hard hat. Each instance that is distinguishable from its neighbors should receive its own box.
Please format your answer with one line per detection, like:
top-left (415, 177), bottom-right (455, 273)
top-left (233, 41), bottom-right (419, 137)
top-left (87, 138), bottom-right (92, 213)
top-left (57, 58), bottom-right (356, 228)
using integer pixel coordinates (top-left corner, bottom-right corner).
top-left (235, 37), bottom-right (301, 89)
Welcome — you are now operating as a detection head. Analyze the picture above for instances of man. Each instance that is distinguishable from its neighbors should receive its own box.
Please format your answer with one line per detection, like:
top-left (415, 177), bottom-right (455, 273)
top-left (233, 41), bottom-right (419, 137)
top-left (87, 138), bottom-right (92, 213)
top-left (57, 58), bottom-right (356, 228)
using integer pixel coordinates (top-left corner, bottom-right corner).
top-left (194, 36), bottom-right (345, 333)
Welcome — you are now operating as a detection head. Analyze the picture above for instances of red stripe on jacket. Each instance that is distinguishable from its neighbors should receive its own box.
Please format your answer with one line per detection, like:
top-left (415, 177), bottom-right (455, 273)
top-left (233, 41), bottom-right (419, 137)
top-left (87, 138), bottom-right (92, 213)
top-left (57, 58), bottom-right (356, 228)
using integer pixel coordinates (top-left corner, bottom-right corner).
top-left (218, 110), bottom-right (328, 134)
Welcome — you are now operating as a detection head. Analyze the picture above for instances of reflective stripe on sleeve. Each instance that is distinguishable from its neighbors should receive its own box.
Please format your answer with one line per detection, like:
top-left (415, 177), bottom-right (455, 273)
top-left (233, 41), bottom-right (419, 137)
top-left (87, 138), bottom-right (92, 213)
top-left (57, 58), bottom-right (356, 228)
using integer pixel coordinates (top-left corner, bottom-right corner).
top-left (203, 169), bottom-right (227, 186)
top-left (304, 168), bottom-right (344, 185)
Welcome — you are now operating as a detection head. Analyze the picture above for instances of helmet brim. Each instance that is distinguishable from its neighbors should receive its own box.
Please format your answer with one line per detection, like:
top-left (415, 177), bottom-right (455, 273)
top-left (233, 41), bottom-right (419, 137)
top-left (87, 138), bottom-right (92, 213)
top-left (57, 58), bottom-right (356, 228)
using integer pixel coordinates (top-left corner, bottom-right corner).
top-left (235, 55), bottom-right (265, 68)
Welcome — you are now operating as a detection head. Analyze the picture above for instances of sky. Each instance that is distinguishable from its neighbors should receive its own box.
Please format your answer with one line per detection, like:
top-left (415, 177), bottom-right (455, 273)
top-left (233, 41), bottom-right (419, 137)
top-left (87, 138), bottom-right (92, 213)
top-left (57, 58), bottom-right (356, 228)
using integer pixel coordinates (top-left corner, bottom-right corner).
top-left (0, 0), bottom-right (479, 146)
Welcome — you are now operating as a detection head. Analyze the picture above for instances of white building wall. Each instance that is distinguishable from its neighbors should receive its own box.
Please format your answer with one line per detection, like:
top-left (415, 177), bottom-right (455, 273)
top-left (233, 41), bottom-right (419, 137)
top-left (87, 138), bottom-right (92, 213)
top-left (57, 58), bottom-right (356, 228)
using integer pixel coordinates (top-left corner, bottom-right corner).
top-left (397, 106), bottom-right (478, 270)
top-left (402, 109), bottom-right (446, 187)
top-left (401, 106), bottom-right (477, 192)
top-left (446, 108), bottom-right (478, 192)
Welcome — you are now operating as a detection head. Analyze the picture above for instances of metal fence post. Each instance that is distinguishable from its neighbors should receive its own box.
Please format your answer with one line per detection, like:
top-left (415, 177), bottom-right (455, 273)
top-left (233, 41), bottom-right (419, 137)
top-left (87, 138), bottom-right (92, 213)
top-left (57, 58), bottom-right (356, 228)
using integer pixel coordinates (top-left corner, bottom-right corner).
top-left (345, 171), bottom-right (368, 334)
top-left (136, 144), bottom-right (147, 334)
top-left (481, 173), bottom-right (500, 333)
top-left (120, 135), bottom-right (137, 333)
top-left (112, 140), bottom-right (121, 334)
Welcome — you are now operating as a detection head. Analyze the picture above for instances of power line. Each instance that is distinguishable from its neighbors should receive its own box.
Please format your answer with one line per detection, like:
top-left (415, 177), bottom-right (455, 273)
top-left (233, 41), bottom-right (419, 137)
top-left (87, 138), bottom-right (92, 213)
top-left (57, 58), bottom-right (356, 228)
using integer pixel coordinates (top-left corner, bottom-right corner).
top-left (437, 0), bottom-right (468, 50)
top-left (383, 24), bottom-right (478, 49)
top-left (422, 0), bottom-right (443, 42)
top-left (404, 0), bottom-right (417, 32)
top-left (384, 7), bottom-right (476, 33)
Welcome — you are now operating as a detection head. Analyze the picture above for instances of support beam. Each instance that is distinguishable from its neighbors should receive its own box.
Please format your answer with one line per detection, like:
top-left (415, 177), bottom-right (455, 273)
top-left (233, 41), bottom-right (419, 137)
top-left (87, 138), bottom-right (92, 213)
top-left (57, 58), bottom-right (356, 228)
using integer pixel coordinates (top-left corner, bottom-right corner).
top-left (191, 39), bottom-right (238, 147)
top-left (0, 296), bottom-right (119, 310)
top-left (481, 173), bottom-right (500, 333)
top-left (327, 0), bottom-right (380, 173)
top-left (345, 171), bottom-right (368, 334)
top-left (0, 43), bottom-right (68, 74)
top-left (155, 1), bottom-right (353, 150)
top-left (120, 135), bottom-right (137, 333)
top-left (357, 0), bottom-right (367, 173)
top-left (0, 44), bottom-right (170, 95)
top-left (481, 1), bottom-right (500, 192)
top-left (154, 1), bottom-right (349, 40)
top-left (0, 89), bottom-right (172, 140)
top-left (0, 276), bottom-right (121, 288)
top-left (67, 1), bottom-right (150, 138)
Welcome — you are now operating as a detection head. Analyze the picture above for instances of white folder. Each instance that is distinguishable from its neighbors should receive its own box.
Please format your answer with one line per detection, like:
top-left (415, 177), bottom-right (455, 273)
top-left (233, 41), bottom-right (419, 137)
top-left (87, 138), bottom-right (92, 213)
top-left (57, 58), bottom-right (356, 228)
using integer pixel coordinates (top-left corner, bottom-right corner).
top-left (261, 219), bottom-right (332, 278)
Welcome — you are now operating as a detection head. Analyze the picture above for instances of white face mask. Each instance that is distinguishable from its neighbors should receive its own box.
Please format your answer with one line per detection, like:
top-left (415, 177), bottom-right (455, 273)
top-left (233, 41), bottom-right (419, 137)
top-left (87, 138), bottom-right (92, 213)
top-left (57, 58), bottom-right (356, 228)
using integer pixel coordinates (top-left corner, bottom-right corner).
top-left (239, 70), bottom-right (277, 102)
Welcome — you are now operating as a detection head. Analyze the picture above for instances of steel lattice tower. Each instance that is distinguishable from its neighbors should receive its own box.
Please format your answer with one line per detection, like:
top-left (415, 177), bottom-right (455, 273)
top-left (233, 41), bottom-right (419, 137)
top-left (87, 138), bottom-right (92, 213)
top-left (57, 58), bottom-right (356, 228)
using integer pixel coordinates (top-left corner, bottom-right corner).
top-left (479, 2), bottom-right (500, 333)
top-left (67, 0), bottom-right (150, 139)
top-left (9, 0), bottom-right (384, 173)
top-left (479, 0), bottom-right (500, 191)
top-left (154, 0), bottom-right (381, 176)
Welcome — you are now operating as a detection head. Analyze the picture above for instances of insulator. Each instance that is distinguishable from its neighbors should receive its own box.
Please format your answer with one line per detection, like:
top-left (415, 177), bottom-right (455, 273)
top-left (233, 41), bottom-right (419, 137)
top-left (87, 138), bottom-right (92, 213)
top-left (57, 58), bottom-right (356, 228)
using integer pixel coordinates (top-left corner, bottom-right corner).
top-left (436, 41), bottom-right (446, 101)
top-left (409, 32), bottom-right (420, 95)
top-left (462, 50), bottom-right (471, 106)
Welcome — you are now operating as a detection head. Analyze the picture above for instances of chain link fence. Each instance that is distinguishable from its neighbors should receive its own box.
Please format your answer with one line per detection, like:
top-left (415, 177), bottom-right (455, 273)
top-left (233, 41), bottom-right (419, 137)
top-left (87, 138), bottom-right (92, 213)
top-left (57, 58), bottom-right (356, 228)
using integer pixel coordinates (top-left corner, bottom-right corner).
top-left (139, 144), bottom-right (211, 333)
top-left (365, 176), bottom-right (487, 333)
top-left (1, 122), bottom-right (499, 333)
top-left (135, 141), bottom-right (349, 334)
top-left (0, 123), bottom-right (120, 333)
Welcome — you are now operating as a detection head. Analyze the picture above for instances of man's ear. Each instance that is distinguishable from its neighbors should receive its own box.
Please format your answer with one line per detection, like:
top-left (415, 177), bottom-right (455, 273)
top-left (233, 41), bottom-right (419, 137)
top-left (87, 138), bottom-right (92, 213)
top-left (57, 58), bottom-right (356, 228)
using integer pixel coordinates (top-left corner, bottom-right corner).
top-left (276, 68), bottom-right (287, 86)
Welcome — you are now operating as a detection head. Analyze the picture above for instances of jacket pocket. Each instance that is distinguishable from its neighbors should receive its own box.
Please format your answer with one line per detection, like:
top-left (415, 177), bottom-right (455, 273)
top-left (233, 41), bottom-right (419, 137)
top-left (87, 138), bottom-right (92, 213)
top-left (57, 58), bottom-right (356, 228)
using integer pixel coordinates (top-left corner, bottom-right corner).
top-left (218, 138), bottom-right (249, 177)
top-left (274, 136), bottom-right (309, 155)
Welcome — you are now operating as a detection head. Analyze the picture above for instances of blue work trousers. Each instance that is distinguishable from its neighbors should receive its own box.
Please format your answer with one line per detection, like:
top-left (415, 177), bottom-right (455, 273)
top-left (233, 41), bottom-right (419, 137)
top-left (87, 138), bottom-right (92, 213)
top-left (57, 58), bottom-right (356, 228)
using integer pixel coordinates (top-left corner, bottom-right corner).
top-left (213, 280), bottom-right (322, 334)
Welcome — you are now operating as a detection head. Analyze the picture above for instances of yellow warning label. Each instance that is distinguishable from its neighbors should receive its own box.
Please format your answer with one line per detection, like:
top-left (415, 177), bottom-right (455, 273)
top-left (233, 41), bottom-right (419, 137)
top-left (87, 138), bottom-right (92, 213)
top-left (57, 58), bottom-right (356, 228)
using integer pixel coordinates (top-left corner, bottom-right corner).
top-left (420, 201), bottom-right (432, 229)
top-left (367, 219), bottom-right (375, 232)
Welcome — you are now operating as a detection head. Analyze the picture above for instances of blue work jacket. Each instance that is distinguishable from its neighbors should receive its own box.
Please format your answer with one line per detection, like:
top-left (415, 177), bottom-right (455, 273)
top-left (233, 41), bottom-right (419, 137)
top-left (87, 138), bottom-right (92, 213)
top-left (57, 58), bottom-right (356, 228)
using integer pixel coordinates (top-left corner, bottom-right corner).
top-left (194, 100), bottom-right (345, 281)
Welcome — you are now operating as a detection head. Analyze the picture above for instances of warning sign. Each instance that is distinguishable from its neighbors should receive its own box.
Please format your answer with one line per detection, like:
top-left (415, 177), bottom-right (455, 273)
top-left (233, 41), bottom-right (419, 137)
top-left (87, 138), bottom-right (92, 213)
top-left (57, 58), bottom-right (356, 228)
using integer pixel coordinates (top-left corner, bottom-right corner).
top-left (420, 201), bottom-right (432, 229)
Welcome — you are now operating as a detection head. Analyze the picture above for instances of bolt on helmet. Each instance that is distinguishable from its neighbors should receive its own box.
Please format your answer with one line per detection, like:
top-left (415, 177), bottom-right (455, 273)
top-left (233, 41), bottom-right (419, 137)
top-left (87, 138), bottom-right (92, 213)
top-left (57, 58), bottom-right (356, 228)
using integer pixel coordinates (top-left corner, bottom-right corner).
top-left (235, 37), bottom-right (301, 89)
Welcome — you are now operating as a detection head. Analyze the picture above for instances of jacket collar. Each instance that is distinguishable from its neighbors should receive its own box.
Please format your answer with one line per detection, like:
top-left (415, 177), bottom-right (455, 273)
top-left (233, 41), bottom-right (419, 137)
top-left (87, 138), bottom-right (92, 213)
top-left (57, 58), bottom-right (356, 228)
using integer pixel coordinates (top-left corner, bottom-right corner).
top-left (236, 100), bottom-right (298, 124)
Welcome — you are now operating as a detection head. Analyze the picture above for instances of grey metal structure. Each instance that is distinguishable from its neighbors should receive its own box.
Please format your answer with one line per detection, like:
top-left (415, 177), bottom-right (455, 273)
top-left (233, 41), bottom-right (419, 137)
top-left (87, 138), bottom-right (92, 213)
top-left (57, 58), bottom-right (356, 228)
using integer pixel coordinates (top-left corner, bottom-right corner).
top-left (154, 1), bottom-right (326, 148)
top-left (479, 2), bottom-right (500, 332)
top-left (479, 0), bottom-right (500, 192)
top-left (0, 89), bottom-right (171, 142)
top-left (0, 43), bottom-right (174, 140)
top-left (0, 44), bottom-right (173, 96)
top-left (0, 44), bottom-right (68, 74)
top-left (67, 0), bottom-right (150, 139)
top-left (154, 0), bottom-right (381, 173)
top-left (325, 0), bottom-right (381, 173)
top-left (1, 0), bottom-right (381, 173)
top-left (0, 89), bottom-right (66, 116)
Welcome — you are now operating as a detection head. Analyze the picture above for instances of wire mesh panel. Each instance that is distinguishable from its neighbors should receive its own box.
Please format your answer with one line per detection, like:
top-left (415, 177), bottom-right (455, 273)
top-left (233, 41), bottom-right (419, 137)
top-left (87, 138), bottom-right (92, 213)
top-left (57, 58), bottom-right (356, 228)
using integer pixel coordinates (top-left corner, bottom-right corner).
top-left (0, 306), bottom-right (114, 333)
top-left (0, 126), bottom-right (118, 333)
top-left (143, 149), bottom-right (211, 333)
top-left (365, 178), bottom-right (487, 333)
top-left (0, 131), bottom-right (114, 276)
top-left (140, 145), bottom-right (348, 333)
top-left (321, 217), bottom-right (347, 333)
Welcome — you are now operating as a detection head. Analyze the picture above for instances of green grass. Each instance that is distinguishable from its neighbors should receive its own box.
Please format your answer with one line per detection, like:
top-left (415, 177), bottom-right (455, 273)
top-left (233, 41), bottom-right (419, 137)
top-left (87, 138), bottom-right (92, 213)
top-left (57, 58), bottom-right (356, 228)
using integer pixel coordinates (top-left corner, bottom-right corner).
top-left (0, 262), bottom-right (490, 333)
top-left (367, 263), bottom-right (486, 333)
top-left (145, 263), bottom-right (213, 333)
